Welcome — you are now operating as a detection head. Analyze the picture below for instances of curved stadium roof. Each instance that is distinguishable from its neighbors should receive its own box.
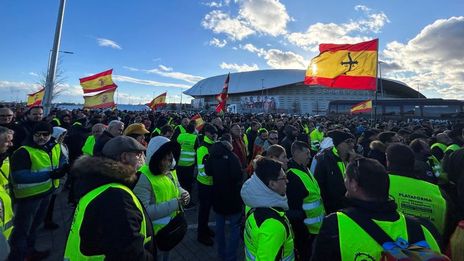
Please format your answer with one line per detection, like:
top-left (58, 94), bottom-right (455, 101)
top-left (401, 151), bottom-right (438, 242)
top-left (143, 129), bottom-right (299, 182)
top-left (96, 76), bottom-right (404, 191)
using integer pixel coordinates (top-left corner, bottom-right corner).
top-left (184, 69), bottom-right (425, 98)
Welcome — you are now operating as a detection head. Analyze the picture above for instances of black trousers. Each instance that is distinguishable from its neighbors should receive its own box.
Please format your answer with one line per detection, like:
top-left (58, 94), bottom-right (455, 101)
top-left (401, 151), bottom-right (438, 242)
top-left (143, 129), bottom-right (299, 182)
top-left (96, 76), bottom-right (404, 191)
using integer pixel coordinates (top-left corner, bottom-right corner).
top-left (197, 182), bottom-right (213, 236)
top-left (176, 165), bottom-right (195, 195)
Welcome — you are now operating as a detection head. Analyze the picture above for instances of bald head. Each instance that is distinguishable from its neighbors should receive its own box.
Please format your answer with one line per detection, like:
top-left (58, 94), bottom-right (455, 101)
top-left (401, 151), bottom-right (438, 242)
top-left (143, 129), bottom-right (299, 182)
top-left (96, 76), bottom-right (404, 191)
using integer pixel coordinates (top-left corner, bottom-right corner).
top-left (0, 107), bottom-right (14, 125)
top-left (92, 123), bottom-right (107, 136)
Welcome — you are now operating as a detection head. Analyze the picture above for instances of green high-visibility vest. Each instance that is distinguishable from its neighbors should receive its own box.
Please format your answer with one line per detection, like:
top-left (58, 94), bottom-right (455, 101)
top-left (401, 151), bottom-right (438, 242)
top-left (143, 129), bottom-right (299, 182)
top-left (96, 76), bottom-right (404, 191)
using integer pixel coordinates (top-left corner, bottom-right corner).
top-left (175, 125), bottom-right (186, 134)
top-left (431, 143), bottom-right (447, 154)
top-left (177, 133), bottom-right (197, 167)
top-left (244, 207), bottom-right (295, 261)
top-left (52, 118), bottom-right (61, 126)
top-left (288, 168), bottom-right (325, 234)
top-left (310, 129), bottom-right (324, 151)
top-left (11, 144), bottom-right (61, 199)
top-left (82, 135), bottom-right (96, 156)
top-left (445, 144), bottom-right (460, 153)
top-left (427, 155), bottom-right (446, 182)
top-left (0, 186), bottom-right (13, 240)
top-left (196, 136), bottom-right (214, 186)
top-left (64, 183), bottom-right (151, 260)
top-left (0, 157), bottom-right (10, 194)
top-left (388, 174), bottom-right (447, 234)
top-left (139, 165), bottom-right (180, 235)
top-left (337, 211), bottom-right (440, 261)
top-left (151, 128), bottom-right (161, 137)
top-left (332, 147), bottom-right (346, 178)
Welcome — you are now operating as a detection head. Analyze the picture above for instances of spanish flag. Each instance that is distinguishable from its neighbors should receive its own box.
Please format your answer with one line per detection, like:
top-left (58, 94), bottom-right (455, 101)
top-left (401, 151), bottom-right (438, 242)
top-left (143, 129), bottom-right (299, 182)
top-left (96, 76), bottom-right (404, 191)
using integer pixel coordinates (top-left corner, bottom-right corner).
top-left (305, 39), bottom-right (378, 90)
top-left (350, 99), bottom-right (373, 114)
top-left (216, 73), bottom-right (230, 113)
top-left (191, 114), bottom-right (204, 132)
top-left (146, 92), bottom-right (167, 110)
top-left (80, 69), bottom-right (118, 94)
top-left (83, 88), bottom-right (116, 109)
top-left (27, 88), bottom-right (45, 107)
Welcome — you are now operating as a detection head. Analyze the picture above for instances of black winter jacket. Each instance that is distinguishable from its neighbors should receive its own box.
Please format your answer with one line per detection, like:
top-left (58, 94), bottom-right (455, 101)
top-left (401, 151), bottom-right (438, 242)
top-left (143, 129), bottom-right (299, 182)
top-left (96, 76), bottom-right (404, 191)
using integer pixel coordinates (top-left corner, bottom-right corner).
top-left (205, 141), bottom-right (243, 215)
top-left (93, 130), bottom-right (114, 156)
top-left (71, 156), bottom-right (156, 260)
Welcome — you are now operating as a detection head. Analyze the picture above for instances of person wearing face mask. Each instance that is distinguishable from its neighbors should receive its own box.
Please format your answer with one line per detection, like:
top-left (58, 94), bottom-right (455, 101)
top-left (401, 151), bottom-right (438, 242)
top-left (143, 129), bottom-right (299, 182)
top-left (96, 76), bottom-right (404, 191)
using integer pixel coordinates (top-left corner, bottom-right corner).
top-left (314, 130), bottom-right (356, 214)
top-left (241, 157), bottom-right (295, 261)
top-left (311, 157), bottom-right (442, 260)
top-left (8, 121), bottom-right (68, 261)
top-left (285, 141), bottom-right (324, 261)
top-left (64, 136), bottom-right (155, 260)
top-left (195, 124), bottom-right (218, 246)
top-left (134, 136), bottom-right (189, 261)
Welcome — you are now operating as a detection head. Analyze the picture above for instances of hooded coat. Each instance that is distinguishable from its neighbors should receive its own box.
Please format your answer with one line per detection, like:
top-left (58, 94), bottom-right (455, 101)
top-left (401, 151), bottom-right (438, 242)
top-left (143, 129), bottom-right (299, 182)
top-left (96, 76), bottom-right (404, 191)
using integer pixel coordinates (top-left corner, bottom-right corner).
top-left (70, 156), bottom-right (156, 260)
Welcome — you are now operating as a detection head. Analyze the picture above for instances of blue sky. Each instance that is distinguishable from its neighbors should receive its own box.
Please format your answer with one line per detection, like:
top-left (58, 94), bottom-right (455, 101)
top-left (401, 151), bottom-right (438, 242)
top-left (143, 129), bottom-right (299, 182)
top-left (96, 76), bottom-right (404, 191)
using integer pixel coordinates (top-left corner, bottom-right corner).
top-left (1, 0), bottom-right (463, 104)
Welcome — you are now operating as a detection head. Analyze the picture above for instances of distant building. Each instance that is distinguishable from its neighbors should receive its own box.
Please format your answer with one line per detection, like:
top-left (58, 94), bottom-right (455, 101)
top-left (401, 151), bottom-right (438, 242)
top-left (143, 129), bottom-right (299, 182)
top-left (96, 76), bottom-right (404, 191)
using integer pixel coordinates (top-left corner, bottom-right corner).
top-left (184, 69), bottom-right (425, 114)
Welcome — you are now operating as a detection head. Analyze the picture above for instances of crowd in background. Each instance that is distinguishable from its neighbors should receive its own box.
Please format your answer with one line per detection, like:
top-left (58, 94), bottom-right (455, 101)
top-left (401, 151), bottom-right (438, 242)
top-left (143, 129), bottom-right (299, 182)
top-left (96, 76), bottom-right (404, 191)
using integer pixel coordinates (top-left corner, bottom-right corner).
top-left (1, 103), bottom-right (464, 260)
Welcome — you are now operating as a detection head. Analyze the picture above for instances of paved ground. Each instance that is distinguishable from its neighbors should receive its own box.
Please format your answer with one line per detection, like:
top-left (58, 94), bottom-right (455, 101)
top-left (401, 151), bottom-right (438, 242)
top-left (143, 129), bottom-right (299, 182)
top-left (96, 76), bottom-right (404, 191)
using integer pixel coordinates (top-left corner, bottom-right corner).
top-left (35, 189), bottom-right (245, 261)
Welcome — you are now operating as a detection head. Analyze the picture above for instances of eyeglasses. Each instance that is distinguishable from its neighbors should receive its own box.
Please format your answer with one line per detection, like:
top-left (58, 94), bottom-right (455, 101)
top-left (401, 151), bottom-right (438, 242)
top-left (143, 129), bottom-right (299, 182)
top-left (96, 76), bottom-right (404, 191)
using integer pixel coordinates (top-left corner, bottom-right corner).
top-left (34, 132), bottom-right (51, 138)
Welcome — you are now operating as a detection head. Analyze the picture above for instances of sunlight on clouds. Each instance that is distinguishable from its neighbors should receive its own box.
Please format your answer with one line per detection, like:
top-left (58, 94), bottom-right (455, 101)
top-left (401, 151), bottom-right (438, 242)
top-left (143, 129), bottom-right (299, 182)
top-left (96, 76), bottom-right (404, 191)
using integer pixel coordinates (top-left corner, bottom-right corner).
top-left (220, 62), bottom-right (259, 72)
top-left (97, 38), bottom-right (122, 50)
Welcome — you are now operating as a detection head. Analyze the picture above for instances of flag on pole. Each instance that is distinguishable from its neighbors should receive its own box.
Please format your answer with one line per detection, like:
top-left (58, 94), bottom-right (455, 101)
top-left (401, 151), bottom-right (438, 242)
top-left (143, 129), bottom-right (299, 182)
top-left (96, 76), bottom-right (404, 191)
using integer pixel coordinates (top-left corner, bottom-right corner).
top-left (80, 69), bottom-right (118, 94)
top-left (146, 92), bottom-right (167, 110)
top-left (83, 88), bottom-right (116, 109)
top-left (215, 73), bottom-right (230, 113)
top-left (27, 88), bottom-right (45, 107)
top-left (191, 114), bottom-right (205, 132)
top-left (305, 39), bottom-right (378, 90)
top-left (350, 99), bottom-right (373, 114)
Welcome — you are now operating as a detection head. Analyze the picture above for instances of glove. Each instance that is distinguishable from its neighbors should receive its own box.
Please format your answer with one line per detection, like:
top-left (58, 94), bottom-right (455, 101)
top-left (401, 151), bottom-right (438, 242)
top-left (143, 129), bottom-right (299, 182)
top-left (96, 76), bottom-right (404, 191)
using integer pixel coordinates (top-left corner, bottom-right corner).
top-left (50, 163), bottom-right (70, 179)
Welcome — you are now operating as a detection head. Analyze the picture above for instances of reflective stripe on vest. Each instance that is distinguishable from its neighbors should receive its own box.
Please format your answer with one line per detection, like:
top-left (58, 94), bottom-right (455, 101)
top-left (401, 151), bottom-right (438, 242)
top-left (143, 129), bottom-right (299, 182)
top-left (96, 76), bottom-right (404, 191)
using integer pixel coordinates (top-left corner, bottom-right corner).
top-left (82, 135), bottom-right (96, 156)
top-left (64, 183), bottom-right (150, 261)
top-left (0, 157), bottom-right (10, 194)
top-left (177, 133), bottom-right (197, 166)
top-left (337, 211), bottom-right (440, 260)
top-left (196, 136), bottom-right (214, 186)
top-left (288, 168), bottom-right (325, 234)
top-left (139, 165), bottom-right (179, 235)
top-left (0, 187), bottom-right (14, 240)
top-left (12, 144), bottom-right (61, 199)
top-left (388, 174), bottom-right (447, 234)
top-left (332, 147), bottom-right (346, 178)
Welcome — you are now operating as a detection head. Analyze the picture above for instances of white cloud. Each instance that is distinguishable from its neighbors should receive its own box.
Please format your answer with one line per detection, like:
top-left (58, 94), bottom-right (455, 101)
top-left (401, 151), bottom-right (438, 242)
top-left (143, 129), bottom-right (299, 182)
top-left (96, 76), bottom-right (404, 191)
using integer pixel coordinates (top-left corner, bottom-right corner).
top-left (220, 62), bottom-right (259, 72)
top-left (116, 92), bottom-right (152, 105)
top-left (122, 65), bottom-right (204, 84)
top-left (113, 75), bottom-right (191, 89)
top-left (201, 0), bottom-right (290, 40)
top-left (240, 43), bottom-right (307, 69)
top-left (29, 72), bottom-right (39, 77)
top-left (209, 38), bottom-right (228, 48)
top-left (158, 65), bottom-right (173, 72)
top-left (202, 10), bottom-right (255, 41)
top-left (239, 0), bottom-right (290, 36)
top-left (123, 66), bottom-right (139, 72)
top-left (382, 16), bottom-right (464, 98)
top-left (287, 5), bottom-right (389, 51)
top-left (203, 0), bottom-right (231, 8)
top-left (97, 38), bottom-right (122, 50)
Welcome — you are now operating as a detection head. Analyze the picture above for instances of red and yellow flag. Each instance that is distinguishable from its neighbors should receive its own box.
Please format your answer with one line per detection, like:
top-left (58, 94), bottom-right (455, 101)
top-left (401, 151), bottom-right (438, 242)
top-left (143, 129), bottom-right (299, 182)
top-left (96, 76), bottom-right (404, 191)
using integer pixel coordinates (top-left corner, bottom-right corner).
top-left (350, 99), bottom-right (373, 114)
top-left (79, 69), bottom-right (118, 94)
top-left (146, 92), bottom-right (167, 110)
top-left (216, 73), bottom-right (230, 113)
top-left (191, 114), bottom-right (205, 132)
top-left (305, 39), bottom-right (378, 90)
top-left (27, 88), bottom-right (45, 107)
top-left (83, 88), bottom-right (116, 109)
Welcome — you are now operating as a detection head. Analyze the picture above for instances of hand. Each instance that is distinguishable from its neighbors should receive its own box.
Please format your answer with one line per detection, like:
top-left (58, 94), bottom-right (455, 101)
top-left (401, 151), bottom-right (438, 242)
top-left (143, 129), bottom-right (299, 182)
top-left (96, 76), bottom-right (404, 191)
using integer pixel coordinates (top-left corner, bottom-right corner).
top-left (180, 192), bottom-right (190, 206)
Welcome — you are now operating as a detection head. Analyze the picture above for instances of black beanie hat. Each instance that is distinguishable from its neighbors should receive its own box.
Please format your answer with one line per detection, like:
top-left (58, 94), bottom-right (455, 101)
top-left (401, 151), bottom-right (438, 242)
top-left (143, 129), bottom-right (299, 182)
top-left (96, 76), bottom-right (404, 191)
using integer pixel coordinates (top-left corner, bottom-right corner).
top-left (327, 130), bottom-right (354, 147)
top-left (32, 121), bottom-right (53, 134)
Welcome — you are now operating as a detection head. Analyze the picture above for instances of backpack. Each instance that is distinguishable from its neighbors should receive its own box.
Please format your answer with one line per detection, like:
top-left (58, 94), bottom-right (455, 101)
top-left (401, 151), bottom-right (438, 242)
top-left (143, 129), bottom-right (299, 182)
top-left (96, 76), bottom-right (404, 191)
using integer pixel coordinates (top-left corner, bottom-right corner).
top-left (343, 210), bottom-right (449, 261)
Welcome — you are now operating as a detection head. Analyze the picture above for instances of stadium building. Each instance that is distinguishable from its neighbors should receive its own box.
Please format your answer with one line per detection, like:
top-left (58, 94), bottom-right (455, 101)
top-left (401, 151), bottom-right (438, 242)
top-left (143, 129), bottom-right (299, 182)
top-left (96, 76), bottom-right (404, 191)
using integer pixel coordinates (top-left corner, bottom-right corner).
top-left (184, 69), bottom-right (425, 114)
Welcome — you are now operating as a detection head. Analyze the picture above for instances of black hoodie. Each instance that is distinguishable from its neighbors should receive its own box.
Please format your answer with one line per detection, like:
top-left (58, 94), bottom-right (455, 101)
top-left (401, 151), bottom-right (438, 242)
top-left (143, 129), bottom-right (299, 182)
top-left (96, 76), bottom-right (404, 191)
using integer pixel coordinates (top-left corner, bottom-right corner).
top-left (71, 156), bottom-right (156, 260)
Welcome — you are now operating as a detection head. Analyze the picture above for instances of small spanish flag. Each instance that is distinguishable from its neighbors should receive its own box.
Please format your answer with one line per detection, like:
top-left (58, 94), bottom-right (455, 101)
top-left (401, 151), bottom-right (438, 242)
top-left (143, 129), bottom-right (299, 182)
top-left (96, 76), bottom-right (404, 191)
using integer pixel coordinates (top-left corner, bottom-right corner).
top-left (305, 39), bottom-right (378, 90)
top-left (27, 88), bottom-right (45, 107)
top-left (350, 99), bottom-right (373, 114)
top-left (80, 69), bottom-right (118, 94)
top-left (146, 92), bottom-right (167, 110)
top-left (83, 88), bottom-right (116, 109)
top-left (191, 114), bottom-right (204, 132)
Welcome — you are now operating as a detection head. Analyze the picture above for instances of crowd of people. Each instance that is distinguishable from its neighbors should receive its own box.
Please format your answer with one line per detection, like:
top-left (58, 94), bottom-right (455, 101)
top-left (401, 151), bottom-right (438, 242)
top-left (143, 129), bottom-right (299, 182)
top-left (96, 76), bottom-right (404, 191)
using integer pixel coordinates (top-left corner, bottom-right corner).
top-left (1, 103), bottom-right (464, 260)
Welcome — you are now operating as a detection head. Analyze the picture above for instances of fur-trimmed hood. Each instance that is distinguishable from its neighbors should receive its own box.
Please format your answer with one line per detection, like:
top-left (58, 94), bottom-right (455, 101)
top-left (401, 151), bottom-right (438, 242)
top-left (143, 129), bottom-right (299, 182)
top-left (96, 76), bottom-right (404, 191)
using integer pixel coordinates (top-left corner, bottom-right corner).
top-left (369, 140), bottom-right (386, 152)
top-left (71, 155), bottom-right (138, 200)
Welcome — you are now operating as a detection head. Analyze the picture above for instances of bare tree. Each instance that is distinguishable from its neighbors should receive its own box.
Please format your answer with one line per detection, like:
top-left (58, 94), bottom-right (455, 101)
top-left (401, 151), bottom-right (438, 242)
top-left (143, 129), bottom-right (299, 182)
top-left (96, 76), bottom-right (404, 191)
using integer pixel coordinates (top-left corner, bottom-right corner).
top-left (37, 56), bottom-right (67, 102)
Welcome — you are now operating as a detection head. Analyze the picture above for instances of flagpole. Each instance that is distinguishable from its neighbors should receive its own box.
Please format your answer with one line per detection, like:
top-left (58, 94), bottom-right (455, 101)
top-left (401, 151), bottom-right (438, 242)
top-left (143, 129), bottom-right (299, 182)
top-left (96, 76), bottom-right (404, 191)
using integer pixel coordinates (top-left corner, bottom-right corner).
top-left (373, 38), bottom-right (379, 125)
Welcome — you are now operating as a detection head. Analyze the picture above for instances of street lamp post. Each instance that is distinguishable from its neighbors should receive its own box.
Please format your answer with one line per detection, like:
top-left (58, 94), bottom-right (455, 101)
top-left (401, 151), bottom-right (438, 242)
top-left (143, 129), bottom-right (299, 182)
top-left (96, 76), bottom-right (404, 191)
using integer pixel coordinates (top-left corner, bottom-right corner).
top-left (43, 0), bottom-right (67, 116)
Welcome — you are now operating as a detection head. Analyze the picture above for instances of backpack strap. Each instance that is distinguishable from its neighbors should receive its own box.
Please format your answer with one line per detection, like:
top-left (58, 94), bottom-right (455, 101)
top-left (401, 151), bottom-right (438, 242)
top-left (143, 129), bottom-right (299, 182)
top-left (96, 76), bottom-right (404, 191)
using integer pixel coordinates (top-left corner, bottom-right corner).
top-left (404, 216), bottom-right (426, 244)
top-left (342, 208), bottom-right (395, 246)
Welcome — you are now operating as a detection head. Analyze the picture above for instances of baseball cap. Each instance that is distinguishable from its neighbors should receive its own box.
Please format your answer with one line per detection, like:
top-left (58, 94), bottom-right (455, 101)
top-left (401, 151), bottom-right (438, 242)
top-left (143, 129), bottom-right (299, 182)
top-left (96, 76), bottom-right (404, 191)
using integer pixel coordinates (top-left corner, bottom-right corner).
top-left (102, 136), bottom-right (146, 160)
